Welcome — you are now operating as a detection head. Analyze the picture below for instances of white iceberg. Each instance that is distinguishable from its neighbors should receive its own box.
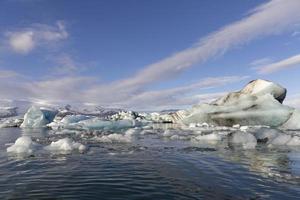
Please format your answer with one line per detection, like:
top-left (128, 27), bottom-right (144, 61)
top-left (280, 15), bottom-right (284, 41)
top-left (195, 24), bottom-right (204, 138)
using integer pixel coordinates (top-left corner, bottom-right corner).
top-left (0, 117), bottom-right (23, 128)
top-left (45, 138), bottom-right (86, 153)
top-left (172, 80), bottom-right (300, 129)
top-left (76, 118), bottom-right (142, 131)
top-left (7, 136), bottom-right (37, 155)
top-left (21, 106), bottom-right (58, 128)
top-left (47, 114), bottom-right (91, 130)
top-left (95, 133), bottom-right (133, 143)
top-left (194, 133), bottom-right (222, 141)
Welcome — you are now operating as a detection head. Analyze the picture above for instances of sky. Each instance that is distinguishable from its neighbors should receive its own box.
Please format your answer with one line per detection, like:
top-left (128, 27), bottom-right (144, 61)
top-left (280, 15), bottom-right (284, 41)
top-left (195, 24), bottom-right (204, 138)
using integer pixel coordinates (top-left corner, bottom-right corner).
top-left (0, 0), bottom-right (300, 110)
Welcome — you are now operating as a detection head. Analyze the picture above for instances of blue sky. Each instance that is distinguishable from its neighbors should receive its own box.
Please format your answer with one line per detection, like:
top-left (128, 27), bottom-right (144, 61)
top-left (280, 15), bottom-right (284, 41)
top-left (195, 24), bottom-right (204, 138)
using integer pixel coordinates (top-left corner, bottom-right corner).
top-left (0, 0), bottom-right (300, 110)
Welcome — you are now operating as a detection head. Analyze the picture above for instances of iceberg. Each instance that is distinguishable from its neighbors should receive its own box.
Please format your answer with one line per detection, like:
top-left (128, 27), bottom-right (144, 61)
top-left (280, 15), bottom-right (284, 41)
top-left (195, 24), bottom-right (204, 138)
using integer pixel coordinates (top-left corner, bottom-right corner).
top-left (172, 80), bottom-right (300, 129)
top-left (94, 133), bottom-right (133, 143)
top-left (47, 114), bottom-right (91, 130)
top-left (0, 117), bottom-right (23, 128)
top-left (45, 138), bottom-right (86, 153)
top-left (7, 136), bottom-right (37, 155)
top-left (76, 118), bottom-right (142, 131)
top-left (21, 106), bottom-right (58, 128)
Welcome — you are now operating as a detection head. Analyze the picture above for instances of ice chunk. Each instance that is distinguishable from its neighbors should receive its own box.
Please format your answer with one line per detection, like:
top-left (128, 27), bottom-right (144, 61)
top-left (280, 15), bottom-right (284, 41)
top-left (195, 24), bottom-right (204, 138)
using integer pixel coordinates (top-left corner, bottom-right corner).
top-left (7, 136), bottom-right (36, 155)
top-left (230, 131), bottom-right (257, 149)
top-left (21, 106), bottom-right (58, 128)
top-left (77, 118), bottom-right (141, 130)
top-left (0, 107), bottom-right (17, 118)
top-left (125, 128), bottom-right (141, 136)
top-left (0, 117), bottom-right (23, 128)
top-left (233, 124), bottom-right (240, 128)
top-left (142, 112), bottom-right (173, 123)
top-left (240, 126), bottom-right (249, 132)
top-left (45, 138), bottom-right (86, 153)
top-left (47, 114), bottom-right (91, 130)
top-left (194, 133), bottom-right (222, 141)
top-left (61, 115), bottom-right (91, 124)
top-left (95, 133), bottom-right (132, 143)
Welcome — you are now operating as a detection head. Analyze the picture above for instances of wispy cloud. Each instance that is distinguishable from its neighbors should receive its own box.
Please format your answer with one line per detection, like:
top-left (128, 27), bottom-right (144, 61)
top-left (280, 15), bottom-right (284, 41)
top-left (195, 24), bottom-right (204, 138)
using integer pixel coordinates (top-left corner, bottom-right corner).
top-left (0, 73), bottom-right (248, 109)
top-left (82, 0), bottom-right (300, 103)
top-left (50, 54), bottom-right (87, 75)
top-left (111, 0), bottom-right (300, 89)
top-left (5, 21), bottom-right (68, 54)
top-left (250, 57), bottom-right (273, 67)
top-left (257, 54), bottom-right (300, 74)
top-left (2, 0), bottom-right (300, 109)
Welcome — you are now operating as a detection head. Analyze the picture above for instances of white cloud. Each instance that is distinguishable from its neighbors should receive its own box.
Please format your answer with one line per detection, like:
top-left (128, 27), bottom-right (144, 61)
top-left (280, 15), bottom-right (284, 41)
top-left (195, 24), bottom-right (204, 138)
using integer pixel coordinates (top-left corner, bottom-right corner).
top-left (8, 31), bottom-right (35, 54)
top-left (257, 54), bottom-right (300, 74)
top-left (6, 21), bottom-right (68, 54)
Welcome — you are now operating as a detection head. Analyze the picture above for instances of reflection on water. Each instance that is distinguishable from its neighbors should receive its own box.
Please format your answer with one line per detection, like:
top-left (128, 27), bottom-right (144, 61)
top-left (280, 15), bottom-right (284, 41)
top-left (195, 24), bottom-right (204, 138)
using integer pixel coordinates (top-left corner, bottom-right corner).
top-left (0, 127), bottom-right (300, 199)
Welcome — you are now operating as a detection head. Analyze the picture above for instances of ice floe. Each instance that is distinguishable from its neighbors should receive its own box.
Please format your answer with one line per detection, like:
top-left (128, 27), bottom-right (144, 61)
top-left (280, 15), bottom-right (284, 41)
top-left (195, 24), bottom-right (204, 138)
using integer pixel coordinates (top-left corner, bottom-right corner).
top-left (45, 138), bottom-right (86, 153)
top-left (7, 136), bottom-right (37, 155)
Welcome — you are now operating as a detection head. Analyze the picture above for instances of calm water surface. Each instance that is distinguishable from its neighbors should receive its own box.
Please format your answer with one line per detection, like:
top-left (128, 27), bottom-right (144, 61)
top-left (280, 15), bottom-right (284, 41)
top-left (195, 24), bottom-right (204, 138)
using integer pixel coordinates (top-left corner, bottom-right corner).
top-left (0, 128), bottom-right (300, 200)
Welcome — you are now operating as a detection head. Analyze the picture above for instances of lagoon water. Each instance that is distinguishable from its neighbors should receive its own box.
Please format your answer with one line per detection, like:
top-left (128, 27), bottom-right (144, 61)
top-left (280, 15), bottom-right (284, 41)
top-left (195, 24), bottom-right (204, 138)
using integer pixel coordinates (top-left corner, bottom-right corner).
top-left (0, 127), bottom-right (300, 200)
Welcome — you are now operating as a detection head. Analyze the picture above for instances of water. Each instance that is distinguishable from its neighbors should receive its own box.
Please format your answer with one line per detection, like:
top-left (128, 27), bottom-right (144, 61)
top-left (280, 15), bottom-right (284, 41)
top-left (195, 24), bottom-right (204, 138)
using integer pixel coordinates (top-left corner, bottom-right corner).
top-left (0, 127), bottom-right (300, 199)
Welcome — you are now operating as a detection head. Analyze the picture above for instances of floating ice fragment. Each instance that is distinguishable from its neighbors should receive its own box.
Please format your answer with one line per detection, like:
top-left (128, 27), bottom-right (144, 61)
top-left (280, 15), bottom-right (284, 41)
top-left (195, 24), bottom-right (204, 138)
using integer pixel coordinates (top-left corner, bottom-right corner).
top-left (233, 124), bottom-right (240, 128)
top-left (45, 138), bottom-right (86, 153)
top-left (7, 136), bottom-right (37, 155)
top-left (95, 133), bottom-right (132, 143)
top-left (194, 133), bottom-right (222, 141)
top-left (0, 117), bottom-right (23, 128)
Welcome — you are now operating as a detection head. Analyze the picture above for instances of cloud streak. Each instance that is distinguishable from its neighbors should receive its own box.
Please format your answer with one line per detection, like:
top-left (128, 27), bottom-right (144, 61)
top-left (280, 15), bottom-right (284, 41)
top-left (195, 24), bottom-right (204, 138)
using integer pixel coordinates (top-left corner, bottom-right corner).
top-left (257, 54), bottom-right (300, 74)
top-left (80, 0), bottom-right (300, 105)
top-left (0, 74), bottom-right (248, 110)
top-left (112, 0), bottom-right (300, 89)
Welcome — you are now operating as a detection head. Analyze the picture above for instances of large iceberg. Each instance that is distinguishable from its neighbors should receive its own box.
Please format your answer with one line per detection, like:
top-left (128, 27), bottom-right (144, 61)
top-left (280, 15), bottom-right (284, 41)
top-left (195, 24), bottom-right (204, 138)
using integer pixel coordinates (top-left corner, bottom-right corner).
top-left (21, 106), bottom-right (58, 128)
top-left (171, 79), bottom-right (300, 129)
